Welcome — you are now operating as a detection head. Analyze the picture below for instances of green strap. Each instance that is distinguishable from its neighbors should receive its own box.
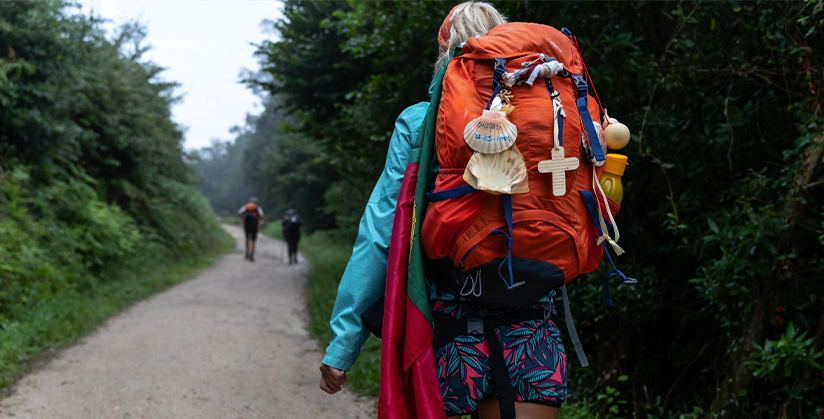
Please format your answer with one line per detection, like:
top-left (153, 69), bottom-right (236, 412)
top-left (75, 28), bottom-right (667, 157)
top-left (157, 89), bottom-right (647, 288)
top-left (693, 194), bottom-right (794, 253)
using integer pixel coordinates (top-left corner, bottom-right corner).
top-left (407, 47), bottom-right (463, 323)
top-left (408, 47), bottom-right (460, 161)
top-left (406, 62), bottom-right (448, 323)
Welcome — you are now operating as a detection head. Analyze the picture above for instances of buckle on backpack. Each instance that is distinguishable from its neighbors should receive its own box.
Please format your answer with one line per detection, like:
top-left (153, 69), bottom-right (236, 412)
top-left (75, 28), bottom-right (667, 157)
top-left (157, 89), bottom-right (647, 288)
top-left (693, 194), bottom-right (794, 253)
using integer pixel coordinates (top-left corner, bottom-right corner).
top-left (572, 73), bottom-right (588, 94)
top-left (467, 318), bottom-right (485, 335)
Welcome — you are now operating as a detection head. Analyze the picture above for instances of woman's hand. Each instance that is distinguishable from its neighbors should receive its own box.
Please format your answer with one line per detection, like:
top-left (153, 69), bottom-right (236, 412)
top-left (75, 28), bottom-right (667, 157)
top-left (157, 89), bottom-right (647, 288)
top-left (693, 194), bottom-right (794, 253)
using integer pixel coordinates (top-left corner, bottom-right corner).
top-left (319, 363), bottom-right (347, 394)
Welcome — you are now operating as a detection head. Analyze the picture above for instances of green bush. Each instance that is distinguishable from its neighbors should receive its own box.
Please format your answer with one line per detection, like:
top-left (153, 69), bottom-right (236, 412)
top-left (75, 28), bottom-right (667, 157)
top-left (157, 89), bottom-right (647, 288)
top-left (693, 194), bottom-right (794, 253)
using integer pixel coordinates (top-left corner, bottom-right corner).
top-left (262, 220), bottom-right (284, 240)
top-left (0, 165), bottom-right (233, 391)
top-left (0, 1), bottom-right (231, 393)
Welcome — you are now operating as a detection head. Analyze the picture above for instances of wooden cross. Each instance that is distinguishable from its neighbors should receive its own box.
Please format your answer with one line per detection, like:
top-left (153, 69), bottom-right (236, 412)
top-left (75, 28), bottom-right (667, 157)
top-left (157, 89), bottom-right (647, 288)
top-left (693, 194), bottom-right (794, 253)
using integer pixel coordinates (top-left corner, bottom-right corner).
top-left (537, 146), bottom-right (579, 196)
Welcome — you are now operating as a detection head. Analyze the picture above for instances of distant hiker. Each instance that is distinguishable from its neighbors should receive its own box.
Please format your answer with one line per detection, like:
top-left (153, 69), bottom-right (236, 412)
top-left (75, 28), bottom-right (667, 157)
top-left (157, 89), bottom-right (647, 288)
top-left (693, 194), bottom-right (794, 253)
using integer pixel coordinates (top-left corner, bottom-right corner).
top-left (282, 208), bottom-right (302, 264)
top-left (238, 197), bottom-right (264, 262)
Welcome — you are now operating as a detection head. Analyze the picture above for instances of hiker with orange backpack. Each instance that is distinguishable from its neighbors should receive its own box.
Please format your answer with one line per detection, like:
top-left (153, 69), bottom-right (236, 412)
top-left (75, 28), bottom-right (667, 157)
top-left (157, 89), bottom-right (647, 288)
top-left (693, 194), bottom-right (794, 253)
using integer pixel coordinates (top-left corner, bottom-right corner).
top-left (319, 3), bottom-right (633, 419)
top-left (238, 197), bottom-right (264, 262)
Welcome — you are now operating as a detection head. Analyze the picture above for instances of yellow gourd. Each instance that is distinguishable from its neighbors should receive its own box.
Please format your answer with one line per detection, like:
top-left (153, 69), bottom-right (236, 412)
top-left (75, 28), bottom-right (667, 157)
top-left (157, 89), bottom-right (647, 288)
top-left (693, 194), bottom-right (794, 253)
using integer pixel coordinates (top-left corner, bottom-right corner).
top-left (604, 117), bottom-right (630, 150)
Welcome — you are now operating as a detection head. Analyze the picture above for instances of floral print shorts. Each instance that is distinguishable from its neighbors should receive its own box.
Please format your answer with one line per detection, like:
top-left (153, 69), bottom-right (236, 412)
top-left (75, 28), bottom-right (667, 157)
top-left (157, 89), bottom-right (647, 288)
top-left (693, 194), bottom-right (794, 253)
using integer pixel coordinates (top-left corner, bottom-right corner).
top-left (432, 299), bottom-right (568, 416)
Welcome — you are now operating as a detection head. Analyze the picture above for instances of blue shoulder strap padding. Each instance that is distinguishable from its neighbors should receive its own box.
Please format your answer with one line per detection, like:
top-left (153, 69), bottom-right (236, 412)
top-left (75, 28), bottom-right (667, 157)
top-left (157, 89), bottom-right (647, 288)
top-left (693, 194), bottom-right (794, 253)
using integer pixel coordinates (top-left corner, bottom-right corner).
top-left (561, 27), bottom-right (573, 38)
top-left (485, 57), bottom-right (507, 110)
top-left (579, 190), bottom-right (636, 306)
top-left (572, 74), bottom-right (606, 164)
top-left (426, 184), bottom-right (478, 202)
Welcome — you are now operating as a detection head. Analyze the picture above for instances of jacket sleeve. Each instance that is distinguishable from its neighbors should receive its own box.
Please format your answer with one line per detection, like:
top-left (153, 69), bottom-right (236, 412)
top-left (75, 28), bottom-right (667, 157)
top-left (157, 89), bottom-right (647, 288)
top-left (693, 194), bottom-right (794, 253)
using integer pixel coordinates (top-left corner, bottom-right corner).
top-left (322, 103), bottom-right (427, 371)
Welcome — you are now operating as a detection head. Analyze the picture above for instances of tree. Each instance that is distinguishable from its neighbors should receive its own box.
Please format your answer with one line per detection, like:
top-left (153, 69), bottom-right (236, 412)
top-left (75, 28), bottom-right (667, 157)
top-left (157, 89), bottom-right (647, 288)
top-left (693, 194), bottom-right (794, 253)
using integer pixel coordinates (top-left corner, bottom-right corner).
top-left (229, 1), bottom-right (824, 416)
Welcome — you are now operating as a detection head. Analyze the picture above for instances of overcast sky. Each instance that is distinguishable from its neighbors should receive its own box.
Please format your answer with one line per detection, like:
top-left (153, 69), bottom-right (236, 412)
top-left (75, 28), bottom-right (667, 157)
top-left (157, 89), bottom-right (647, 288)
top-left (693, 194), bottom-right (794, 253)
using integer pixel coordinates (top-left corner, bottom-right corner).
top-left (79, 0), bottom-right (282, 150)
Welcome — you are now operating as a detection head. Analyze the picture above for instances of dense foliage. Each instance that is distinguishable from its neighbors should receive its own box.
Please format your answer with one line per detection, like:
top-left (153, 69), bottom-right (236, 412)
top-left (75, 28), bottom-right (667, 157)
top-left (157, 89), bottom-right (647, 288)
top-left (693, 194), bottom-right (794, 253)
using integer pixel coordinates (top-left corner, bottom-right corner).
top-left (190, 98), bottom-right (336, 230)
top-left (197, 0), bottom-right (824, 417)
top-left (0, 0), bottom-right (228, 389)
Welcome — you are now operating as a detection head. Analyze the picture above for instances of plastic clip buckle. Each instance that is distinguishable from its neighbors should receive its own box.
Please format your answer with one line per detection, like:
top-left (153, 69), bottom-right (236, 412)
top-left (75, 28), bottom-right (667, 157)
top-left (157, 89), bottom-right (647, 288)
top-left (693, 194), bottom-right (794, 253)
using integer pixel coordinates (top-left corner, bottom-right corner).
top-left (467, 318), bottom-right (485, 335)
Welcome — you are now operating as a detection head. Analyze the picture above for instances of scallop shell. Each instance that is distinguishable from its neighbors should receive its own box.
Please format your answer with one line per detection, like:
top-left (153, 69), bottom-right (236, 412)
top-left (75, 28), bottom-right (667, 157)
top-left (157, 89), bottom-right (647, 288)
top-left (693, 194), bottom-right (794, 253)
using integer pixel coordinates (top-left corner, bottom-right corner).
top-left (463, 148), bottom-right (529, 195)
top-left (463, 109), bottom-right (517, 154)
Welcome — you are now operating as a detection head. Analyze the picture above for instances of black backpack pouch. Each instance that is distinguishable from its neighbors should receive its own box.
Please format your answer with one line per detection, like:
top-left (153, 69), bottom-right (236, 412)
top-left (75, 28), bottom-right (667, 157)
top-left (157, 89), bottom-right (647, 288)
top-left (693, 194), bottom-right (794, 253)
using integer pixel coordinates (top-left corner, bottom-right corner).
top-left (427, 256), bottom-right (564, 307)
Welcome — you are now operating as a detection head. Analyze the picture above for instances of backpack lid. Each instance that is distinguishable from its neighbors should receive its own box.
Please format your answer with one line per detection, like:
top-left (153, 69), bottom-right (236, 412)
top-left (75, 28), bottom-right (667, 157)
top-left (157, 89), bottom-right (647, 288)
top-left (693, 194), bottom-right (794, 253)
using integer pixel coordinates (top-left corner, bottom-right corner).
top-left (460, 23), bottom-right (582, 74)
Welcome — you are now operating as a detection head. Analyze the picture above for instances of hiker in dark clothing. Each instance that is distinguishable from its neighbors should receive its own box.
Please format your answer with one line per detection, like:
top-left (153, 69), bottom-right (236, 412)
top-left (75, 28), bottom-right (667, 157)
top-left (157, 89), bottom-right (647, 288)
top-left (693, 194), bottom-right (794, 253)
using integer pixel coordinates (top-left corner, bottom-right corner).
top-left (282, 208), bottom-right (302, 264)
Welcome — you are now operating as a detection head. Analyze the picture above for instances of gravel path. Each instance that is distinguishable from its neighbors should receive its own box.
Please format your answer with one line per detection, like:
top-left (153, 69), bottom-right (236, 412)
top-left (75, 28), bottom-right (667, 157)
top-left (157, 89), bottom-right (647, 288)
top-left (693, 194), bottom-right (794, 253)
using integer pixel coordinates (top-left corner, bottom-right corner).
top-left (1, 225), bottom-right (375, 419)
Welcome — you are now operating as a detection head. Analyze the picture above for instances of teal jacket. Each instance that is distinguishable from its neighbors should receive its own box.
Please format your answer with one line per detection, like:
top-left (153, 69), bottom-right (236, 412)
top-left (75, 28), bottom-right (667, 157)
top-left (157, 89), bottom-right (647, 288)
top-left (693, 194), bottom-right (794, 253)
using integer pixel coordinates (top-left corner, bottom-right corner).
top-left (322, 102), bottom-right (429, 371)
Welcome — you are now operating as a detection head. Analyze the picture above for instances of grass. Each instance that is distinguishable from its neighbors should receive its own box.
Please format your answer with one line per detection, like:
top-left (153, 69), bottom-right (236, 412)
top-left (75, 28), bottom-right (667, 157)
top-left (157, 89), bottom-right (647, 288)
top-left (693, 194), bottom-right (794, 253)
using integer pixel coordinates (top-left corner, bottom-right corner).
top-left (0, 229), bottom-right (235, 394)
top-left (300, 231), bottom-right (381, 396)
top-left (261, 220), bottom-right (283, 239)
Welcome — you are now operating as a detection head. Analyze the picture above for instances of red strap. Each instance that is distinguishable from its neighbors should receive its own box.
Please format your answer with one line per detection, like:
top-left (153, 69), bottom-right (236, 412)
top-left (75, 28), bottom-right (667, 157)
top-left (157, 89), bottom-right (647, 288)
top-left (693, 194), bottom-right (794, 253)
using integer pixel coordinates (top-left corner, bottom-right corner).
top-left (568, 35), bottom-right (606, 118)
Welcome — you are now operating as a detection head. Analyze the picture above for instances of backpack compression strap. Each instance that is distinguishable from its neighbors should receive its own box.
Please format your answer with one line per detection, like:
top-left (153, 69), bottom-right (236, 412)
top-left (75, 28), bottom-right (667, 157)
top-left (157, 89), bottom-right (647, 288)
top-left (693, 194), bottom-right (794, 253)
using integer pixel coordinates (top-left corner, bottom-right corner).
top-left (560, 284), bottom-right (589, 367)
top-left (579, 190), bottom-right (638, 306)
top-left (485, 57), bottom-right (507, 110)
top-left (545, 79), bottom-right (565, 149)
top-left (572, 74), bottom-right (606, 166)
top-left (491, 194), bottom-right (521, 289)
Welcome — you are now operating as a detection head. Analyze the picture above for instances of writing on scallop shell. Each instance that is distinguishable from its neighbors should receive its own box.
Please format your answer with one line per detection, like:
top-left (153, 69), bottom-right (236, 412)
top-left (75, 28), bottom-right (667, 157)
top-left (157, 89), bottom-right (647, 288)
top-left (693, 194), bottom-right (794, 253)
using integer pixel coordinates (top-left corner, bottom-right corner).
top-left (463, 98), bottom-right (517, 154)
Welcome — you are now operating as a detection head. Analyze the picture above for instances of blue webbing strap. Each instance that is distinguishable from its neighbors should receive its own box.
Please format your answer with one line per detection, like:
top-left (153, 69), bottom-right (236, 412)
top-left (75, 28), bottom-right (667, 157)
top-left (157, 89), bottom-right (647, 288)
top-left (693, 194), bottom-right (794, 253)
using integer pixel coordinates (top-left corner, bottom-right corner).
top-left (491, 194), bottom-right (517, 289)
top-left (485, 57), bottom-right (507, 110)
top-left (426, 184), bottom-right (478, 202)
top-left (572, 74), bottom-right (606, 164)
top-left (544, 79), bottom-right (564, 147)
top-left (580, 190), bottom-right (604, 237)
top-left (503, 194), bottom-right (517, 288)
top-left (579, 190), bottom-right (636, 306)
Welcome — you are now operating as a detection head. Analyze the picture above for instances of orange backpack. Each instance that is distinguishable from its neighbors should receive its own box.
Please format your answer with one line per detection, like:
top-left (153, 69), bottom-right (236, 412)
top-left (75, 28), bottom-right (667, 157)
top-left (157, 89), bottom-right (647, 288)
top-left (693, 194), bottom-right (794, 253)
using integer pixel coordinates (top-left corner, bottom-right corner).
top-left (420, 23), bottom-right (629, 308)
top-left (243, 202), bottom-right (260, 221)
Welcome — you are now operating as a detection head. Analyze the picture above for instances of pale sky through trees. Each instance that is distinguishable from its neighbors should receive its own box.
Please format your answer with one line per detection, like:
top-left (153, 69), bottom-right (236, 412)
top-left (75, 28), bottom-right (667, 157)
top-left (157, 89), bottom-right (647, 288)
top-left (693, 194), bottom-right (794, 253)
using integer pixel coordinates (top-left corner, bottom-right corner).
top-left (80, 0), bottom-right (282, 150)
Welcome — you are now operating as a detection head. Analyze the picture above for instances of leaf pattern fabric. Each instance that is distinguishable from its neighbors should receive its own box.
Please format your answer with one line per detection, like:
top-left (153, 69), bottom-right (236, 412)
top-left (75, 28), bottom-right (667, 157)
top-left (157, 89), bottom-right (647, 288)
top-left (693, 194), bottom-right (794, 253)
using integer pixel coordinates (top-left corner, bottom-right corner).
top-left (432, 298), bottom-right (567, 416)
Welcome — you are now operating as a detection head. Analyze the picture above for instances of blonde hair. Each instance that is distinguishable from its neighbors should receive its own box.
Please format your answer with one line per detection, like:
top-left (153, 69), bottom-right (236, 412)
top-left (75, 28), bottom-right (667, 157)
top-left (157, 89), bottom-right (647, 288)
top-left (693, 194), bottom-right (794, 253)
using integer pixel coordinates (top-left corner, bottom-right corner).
top-left (434, 2), bottom-right (507, 72)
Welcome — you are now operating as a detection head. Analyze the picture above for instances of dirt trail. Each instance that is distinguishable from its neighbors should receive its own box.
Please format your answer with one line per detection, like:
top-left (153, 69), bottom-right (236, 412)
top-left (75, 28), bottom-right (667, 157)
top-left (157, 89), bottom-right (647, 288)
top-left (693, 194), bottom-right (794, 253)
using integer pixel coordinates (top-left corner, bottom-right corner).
top-left (1, 225), bottom-right (375, 419)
